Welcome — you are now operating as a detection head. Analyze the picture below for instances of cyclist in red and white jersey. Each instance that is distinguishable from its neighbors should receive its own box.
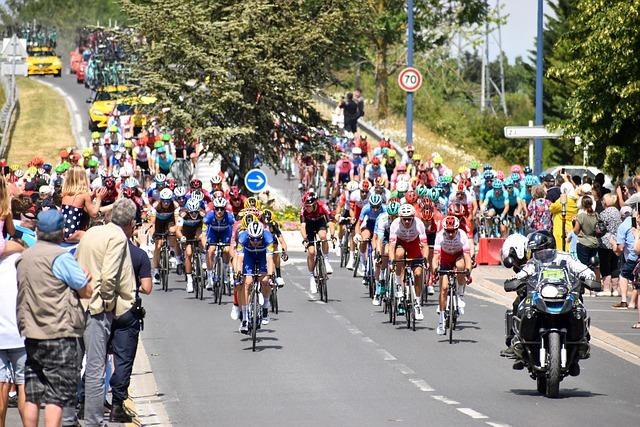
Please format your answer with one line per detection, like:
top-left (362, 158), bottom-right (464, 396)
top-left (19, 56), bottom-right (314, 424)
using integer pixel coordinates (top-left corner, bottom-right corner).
top-left (347, 180), bottom-right (371, 269)
top-left (432, 216), bottom-right (472, 335)
top-left (388, 204), bottom-right (429, 321)
top-left (300, 191), bottom-right (334, 293)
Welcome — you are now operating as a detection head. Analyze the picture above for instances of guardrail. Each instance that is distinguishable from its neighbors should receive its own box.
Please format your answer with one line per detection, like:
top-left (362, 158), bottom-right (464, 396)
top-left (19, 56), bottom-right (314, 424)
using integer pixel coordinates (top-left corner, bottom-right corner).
top-left (0, 75), bottom-right (18, 158)
top-left (313, 93), bottom-right (407, 160)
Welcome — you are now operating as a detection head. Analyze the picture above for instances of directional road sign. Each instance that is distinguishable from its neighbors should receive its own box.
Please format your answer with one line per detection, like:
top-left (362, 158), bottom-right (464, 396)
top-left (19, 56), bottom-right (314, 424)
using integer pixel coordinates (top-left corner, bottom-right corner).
top-left (503, 126), bottom-right (564, 139)
top-left (398, 67), bottom-right (423, 93)
top-left (244, 168), bottom-right (268, 194)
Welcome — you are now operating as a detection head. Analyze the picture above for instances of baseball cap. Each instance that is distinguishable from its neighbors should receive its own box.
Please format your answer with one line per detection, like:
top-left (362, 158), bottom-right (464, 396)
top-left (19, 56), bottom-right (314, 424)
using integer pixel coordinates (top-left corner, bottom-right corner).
top-left (544, 174), bottom-right (554, 182)
top-left (620, 206), bottom-right (633, 217)
top-left (37, 209), bottom-right (64, 232)
top-left (59, 150), bottom-right (69, 159)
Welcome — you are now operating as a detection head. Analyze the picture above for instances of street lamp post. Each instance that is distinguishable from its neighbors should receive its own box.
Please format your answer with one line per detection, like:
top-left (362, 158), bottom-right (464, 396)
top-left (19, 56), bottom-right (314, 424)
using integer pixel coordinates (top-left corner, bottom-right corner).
top-left (534, 0), bottom-right (544, 174)
top-left (406, 0), bottom-right (414, 146)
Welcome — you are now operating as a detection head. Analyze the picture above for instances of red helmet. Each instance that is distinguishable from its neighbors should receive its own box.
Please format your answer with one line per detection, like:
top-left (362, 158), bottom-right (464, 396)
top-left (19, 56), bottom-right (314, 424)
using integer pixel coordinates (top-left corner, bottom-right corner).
top-left (371, 156), bottom-right (380, 165)
top-left (104, 176), bottom-right (116, 189)
top-left (303, 191), bottom-right (318, 205)
top-left (167, 178), bottom-right (177, 190)
top-left (190, 178), bottom-right (202, 189)
top-left (123, 187), bottom-right (134, 198)
top-left (421, 203), bottom-right (434, 221)
top-left (448, 202), bottom-right (465, 217)
top-left (230, 186), bottom-right (240, 197)
top-left (443, 215), bottom-right (460, 231)
top-left (359, 179), bottom-right (371, 192)
top-left (456, 182), bottom-right (466, 193)
top-left (405, 189), bottom-right (418, 204)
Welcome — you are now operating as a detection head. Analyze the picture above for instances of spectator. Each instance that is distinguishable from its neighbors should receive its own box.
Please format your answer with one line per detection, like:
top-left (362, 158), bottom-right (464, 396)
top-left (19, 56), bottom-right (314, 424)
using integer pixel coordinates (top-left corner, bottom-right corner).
top-left (550, 188), bottom-right (578, 252)
top-left (610, 208), bottom-right (639, 309)
top-left (61, 165), bottom-right (107, 242)
top-left (545, 175), bottom-right (562, 203)
top-left (0, 175), bottom-right (24, 258)
top-left (595, 173), bottom-right (611, 196)
top-left (16, 210), bottom-right (92, 427)
top-left (527, 185), bottom-right (551, 231)
top-left (574, 197), bottom-right (600, 274)
top-left (108, 199), bottom-right (152, 423)
top-left (0, 250), bottom-right (26, 427)
top-left (598, 194), bottom-right (622, 296)
top-left (354, 87), bottom-right (365, 120)
top-left (75, 199), bottom-right (136, 427)
top-left (339, 93), bottom-right (359, 133)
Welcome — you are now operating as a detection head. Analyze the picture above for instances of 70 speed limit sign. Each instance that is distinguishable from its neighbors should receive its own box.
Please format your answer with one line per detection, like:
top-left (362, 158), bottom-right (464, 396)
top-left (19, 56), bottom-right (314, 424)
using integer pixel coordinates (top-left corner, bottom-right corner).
top-left (398, 67), bottom-right (423, 92)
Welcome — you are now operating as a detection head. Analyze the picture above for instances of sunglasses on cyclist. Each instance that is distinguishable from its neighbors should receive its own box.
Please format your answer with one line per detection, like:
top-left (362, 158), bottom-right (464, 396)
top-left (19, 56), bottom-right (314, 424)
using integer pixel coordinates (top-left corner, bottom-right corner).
top-left (215, 207), bottom-right (225, 212)
top-left (401, 218), bottom-right (413, 223)
top-left (506, 186), bottom-right (513, 190)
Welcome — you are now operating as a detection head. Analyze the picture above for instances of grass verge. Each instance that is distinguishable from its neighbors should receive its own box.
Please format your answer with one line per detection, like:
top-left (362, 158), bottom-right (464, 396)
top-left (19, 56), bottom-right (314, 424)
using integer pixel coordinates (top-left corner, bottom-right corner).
top-left (7, 77), bottom-right (74, 166)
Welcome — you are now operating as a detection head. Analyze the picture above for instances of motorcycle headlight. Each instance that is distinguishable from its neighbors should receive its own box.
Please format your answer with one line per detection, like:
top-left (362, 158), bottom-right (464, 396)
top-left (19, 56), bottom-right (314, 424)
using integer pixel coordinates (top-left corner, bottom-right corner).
top-left (541, 285), bottom-right (559, 299)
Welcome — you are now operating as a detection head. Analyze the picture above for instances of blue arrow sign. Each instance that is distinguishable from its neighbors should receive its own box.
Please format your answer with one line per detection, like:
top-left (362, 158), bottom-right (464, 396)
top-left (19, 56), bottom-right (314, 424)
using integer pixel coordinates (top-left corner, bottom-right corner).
top-left (244, 168), bottom-right (268, 193)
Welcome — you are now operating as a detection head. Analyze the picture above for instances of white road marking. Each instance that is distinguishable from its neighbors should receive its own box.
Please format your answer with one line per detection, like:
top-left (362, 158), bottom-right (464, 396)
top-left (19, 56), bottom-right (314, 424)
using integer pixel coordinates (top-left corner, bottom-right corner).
top-left (457, 408), bottom-right (489, 419)
top-left (361, 336), bottom-right (376, 344)
top-left (431, 395), bottom-right (459, 405)
top-left (391, 363), bottom-right (415, 375)
top-left (376, 349), bottom-right (397, 361)
top-left (485, 422), bottom-right (512, 427)
top-left (347, 327), bottom-right (362, 335)
top-left (408, 378), bottom-right (434, 392)
top-left (324, 306), bottom-right (336, 314)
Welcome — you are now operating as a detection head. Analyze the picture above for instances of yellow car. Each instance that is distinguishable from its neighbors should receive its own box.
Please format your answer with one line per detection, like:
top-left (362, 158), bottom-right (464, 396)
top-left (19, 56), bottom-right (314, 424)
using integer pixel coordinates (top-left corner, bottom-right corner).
top-left (88, 85), bottom-right (131, 131)
top-left (27, 47), bottom-right (62, 77)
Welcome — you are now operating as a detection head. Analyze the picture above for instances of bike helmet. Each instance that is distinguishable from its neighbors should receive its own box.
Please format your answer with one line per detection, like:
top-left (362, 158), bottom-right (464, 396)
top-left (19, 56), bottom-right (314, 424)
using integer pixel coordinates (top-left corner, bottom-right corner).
top-left (483, 163), bottom-right (493, 171)
top-left (405, 189), bottom-right (418, 204)
top-left (154, 141), bottom-right (164, 149)
top-left (124, 177), bottom-right (139, 188)
top-left (371, 156), bottom-right (381, 165)
top-left (526, 230), bottom-right (556, 253)
top-left (262, 209), bottom-right (273, 222)
top-left (368, 193), bottom-right (383, 207)
top-left (230, 186), bottom-right (240, 197)
top-left (443, 215), bottom-right (460, 231)
top-left (167, 178), bottom-right (176, 190)
top-left (124, 140), bottom-right (133, 149)
top-left (303, 191), bottom-right (318, 205)
top-left (123, 187), bottom-right (134, 199)
top-left (482, 170), bottom-right (494, 180)
top-left (426, 188), bottom-right (440, 201)
top-left (511, 165), bottom-right (522, 174)
top-left (191, 190), bottom-right (204, 203)
top-left (448, 202), bottom-right (465, 217)
top-left (415, 185), bottom-right (427, 198)
top-left (496, 170), bottom-right (505, 180)
top-left (398, 203), bottom-right (416, 218)
top-left (386, 202), bottom-right (401, 216)
top-left (421, 202), bottom-right (434, 221)
top-left (396, 180), bottom-right (410, 193)
top-left (406, 145), bottom-right (415, 152)
top-left (186, 198), bottom-right (200, 212)
top-left (374, 176), bottom-right (386, 187)
top-left (501, 233), bottom-right (529, 269)
top-left (104, 176), bottom-right (116, 189)
top-left (160, 188), bottom-right (174, 201)
top-left (510, 172), bottom-right (521, 182)
top-left (211, 175), bottom-right (223, 186)
top-left (471, 176), bottom-right (482, 187)
top-left (523, 166), bottom-right (533, 175)
top-left (91, 131), bottom-right (101, 140)
top-left (155, 173), bottom-right (167, 184)
top-left (346, 180), bottom-right (359, 192)
top-left (433, 155), bottom-right (443, 164)
top-left (492, 179), bottom-right (503, 190)
top-left (359, 179), bottom-right (371, 191)
top-left (352, 147), bottom-right (362, 155)
top-left (14, 169), bottom-right (24, 178)
top-left (162, 133), bottom-right (172, 142)
top-left (213, 197), bottom-right (227, 209)
top-left (87, 159), bottom-right (98, 168)
top-left (503, 177), bottom-right (514, 187)
top-left (174, 186), bottom-right (187, 197)
top-left (246, 221), bottom-right (264, 239)
top-left (241, 213), bottom-right (257, 229)
top-left (190, 178), bottom-right (202, 189)
top-left (524, 175), bottom-right (538, 187)
top-left (468, 160), bottom-right (480, 170)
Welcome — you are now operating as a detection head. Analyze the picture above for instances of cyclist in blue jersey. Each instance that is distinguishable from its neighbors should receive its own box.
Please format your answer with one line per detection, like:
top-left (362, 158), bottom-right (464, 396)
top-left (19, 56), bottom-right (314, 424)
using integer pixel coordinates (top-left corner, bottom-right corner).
top-left (355, 194), bottom-right (385, 277)
top-left (351, 147), bottom-right (365, 178)
top-left (147, 173), bottom-right (168, 202)
top-left (155, 146), bottom-right (174, 175)
top-left (518, 175), bottom-right (538, 210)
top-left (204, 197), bottom-right (235, 290)
top-left (176, 199), bottom-right (206, 293)
top-left (236, 222), bottom-right (275, 332)
top-left (481, 179), bottom-right (510, 237)
top-left (479, 170), bottom-right (494, 201)
top-left (372, 202), bottom-right (400, 306)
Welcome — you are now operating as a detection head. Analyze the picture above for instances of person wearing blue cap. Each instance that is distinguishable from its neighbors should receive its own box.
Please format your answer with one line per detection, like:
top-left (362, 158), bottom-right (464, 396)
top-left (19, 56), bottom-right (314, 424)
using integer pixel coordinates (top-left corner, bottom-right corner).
top-left (16, 209), bottom-right (93, 427)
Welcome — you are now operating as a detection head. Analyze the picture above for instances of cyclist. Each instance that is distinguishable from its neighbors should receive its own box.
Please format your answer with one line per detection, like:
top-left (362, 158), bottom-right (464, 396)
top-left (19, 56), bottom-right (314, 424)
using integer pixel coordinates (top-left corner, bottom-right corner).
top-left (335, 152), bottom-right (354, 190)
top-left (347, 180), bottom-right (371, 269)
top-left (300, 191), bottom-right (334, 293)
top-left (373, 176), bottom-right (391, 202)
top-left (263, 209), bottom-right (288, 280)
top-left (336, 180), bottom-right (358, 260)
top-left (176, 199), bottom-right (206, 293)
top-left (354, 194), bottom-right (385, 278)
top-left (420, 200), bottom-right (441, 295)
top-left (364, 156), bottom-right (388, 183)
top-left (432, 216), bottom-right (472, 335)
top-left (351, 147), bottom-right (365, 179)
top-left (155, 146), bottom-right (174, 175)
top-left (173, 186), bottom-right (188, 208)
top-left (228, 186), bottom-right (246, 217)
top-left (481, 179), bottom-right (510, 237)
top-left (236, 221), bottom-right (275, 332)
top-left (372, 201), bottom-right (400, 306)
top-left (388, 204), bottom-right (429, 320)
top-left (204, 197), bottom-right (235, 290)
top-left (151, 188), bottom-right (180, 283)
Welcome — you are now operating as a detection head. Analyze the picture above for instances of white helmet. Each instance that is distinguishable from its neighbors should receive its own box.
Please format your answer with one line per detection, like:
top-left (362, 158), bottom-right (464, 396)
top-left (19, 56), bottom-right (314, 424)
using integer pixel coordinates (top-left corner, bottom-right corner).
top-left (396, 181), bottom-right (410, 193)
top-left (173, 186), bottom-right (187, 197)
top-left (159, 188), bottom-right (174, 201)
top-left (213, 197), bottom-right (227, 209)
top-left (210, 175), bottom-right (223, 185)
top-left (501, 233), bottom-right (529, 264)
top-left (246, 221), bottom-right (264, 239)
top-left (398, 203), bottom-right (416, 218)
top-left (352, 147), bottom-right (362, 155)
top-left (186, 198), bottom-right (200, 212)
top-left (346, 180), bottom-right (359, 192)
top-left (191, 190), bottom-right (204, 203)
top-left (471, 176), bottom-right (482, 187)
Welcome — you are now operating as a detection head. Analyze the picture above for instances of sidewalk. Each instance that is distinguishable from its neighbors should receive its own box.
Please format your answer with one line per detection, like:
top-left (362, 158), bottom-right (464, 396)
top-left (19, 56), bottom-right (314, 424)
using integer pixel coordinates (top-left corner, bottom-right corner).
top-left (471, 266), bottom-right (640, 364)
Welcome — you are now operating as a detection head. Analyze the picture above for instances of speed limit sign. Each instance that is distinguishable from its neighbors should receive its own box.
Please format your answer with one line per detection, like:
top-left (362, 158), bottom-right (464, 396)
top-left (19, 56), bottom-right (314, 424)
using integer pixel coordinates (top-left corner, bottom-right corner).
top-left (398, 67), bottom-right (423, 92)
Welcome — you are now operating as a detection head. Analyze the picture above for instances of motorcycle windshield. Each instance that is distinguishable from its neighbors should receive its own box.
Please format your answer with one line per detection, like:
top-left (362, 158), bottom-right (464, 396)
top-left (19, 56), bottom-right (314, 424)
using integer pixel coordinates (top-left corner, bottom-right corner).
top-left (532, 249), bottom-right (557, 265)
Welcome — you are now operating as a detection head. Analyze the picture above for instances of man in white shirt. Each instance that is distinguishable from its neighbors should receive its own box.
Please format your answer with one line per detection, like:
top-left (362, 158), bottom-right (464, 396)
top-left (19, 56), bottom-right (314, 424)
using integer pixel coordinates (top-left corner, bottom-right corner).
top-left (0, 253), bottom-right (26, 426)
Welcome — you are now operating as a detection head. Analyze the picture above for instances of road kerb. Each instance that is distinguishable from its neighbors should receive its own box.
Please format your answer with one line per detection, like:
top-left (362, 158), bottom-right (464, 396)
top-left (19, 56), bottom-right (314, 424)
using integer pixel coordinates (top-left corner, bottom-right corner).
top-left (470, 277), bottom-right (640, 367)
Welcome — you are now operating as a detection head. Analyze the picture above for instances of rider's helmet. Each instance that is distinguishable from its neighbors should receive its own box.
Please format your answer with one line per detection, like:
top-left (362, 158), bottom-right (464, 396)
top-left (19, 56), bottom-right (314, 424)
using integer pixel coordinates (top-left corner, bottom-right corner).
top-left (511, 165), bottom-right (522, 174)
top-left (359, 179), bottom-right (371, 192)
top-left (483, 163), bottom-right (493, 171)
top-left (352, 147), bottom-right (362, 155)
top-left (246, 221), bottom-right (264, 239)
top-left (492, 179), bottom-right (504, 190)
top-left (167, 178), bottom-right (176, 190)
top-left (210, 175), bottom-right (223, 186)
top-left (496, 170), bottom-right (505, 180)
top-left (443, 215), bottom-right (460, 231)
top-left (104, 176), bottom-right (116, 189)
top-left (468, 160), bottom-right (481, 170)
top-left (162, 133), bottom-right (172, 142)
top-left (241, 213), bottom-right (257, 229)
top-left (368, 193), bottom-right (383, 207)
top-left (523, 166), bottom-right (533, 175)
top-left (124, 177), bottom-right (139, 189)
top-left (262, 209), bottom-right (273, 222)
top-left (160, 188), bottom-right (174, 201)
top-left (524, 175), bottom-right (538, 187)
top-left (426, 188), bottom-right (440, 202)
top-left (416, 185), bottom-right (428, 198)
top-left (122, 187), bottom-right (134, 199)
top-left (501, 233), bottom-right (529, 271)
top-left (526, 230), bottom-right (556, 254)
top-left (503, 177), bottom-right (514, 188)
top-left (91, 131), bottom-right (101, 140)
top-left (405, 189), bottom-right (418, 204)
top-left (396, 163), bottom-right (407, 173)
top-left (186, 199), bottom-right (200, 212)
top-left (433, 155), bottom-right (443, 165)
top-left (191, 190), bottom-right (204, 203)
top-left (398, 203), bottom-right (416, 218)
top-left (406, 145), bottom-right (415, 153)
top-left (230, 186), bottom-right (240, 198)
top-left (87, 159), bottom-right (98, 168)
top-left (174, 186), bottom-right (187, 197)
top-left (82, 147), bottom-right (93, 158)
top-left (483, 170), bottom-right (494, 180)
top-left (346, 180), bottom-right (359, 192)
top-left (155, 173), bottom-right (167, 185)
top-left (447, 202), bottom-right (465, 217)
top-left (386, 202), bottom-right (401, 216)
top-left (213, 197), bottom-right (227, 209)
top-left (510, 172), bottom-right (521, 183)
top-left (124, 140), bottom-right (133, 149)
top-left (303, 191), bottom-right (318, 205)
top-left (420, 201), bottom-right (434, 221)
top-left (371, 156), bottom-right (381, 165)
top-left (471, 176), bottom-right (482, 187)
top-left (244, 196), bottom-right (259, 209)
top-left (396, 180), bottom-right (410, 193)
top-left (190, 178), bottom-right (202, 190)
top-left (374, 176), bottom-right (386, 187)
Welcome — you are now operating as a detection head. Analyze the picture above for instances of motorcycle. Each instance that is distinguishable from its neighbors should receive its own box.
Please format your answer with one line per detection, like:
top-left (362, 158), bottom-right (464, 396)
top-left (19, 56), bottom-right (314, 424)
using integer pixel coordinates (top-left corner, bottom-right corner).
top-left (502, 249), bottom-right (601, 398)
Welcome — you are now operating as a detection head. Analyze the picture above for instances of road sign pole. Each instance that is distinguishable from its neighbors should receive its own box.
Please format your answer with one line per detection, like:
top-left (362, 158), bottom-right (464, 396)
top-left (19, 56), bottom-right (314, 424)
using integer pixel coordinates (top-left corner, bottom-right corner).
top-left (534, 0), bottom-right (544, 175)
top-left (406, 0), bottom-right (414, 147)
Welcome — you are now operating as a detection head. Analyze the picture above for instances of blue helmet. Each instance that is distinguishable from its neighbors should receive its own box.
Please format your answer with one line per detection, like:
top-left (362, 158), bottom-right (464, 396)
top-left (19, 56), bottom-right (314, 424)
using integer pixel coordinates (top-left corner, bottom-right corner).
top-left (524, 175), bottom-right (538, 186)
top-left (503, 177), bottom-right (514, 187)
top-left (492, 179), bottom-right (503, 190)
top-left (483, 170), bottom-right (494, 180)
top-left (510, 172), bottom-right (520, 182)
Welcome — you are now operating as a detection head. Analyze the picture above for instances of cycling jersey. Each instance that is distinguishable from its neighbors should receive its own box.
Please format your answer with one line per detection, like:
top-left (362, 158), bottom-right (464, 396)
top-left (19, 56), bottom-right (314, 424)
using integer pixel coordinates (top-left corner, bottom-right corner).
top-left (336, 159), bottom-right (353, 175)
top-left (484, 189), bottom-right (507, 210)
top-left (434, 229), bottom-right (470, 269)
top-left (204, 210), bottom-right (235, 244)
top-left (389, 217), bottom-right (427, 260)
top-left (365, 164), bottom-right (387, 182)
top-left (179, 211), bottom-right (204, 238)
top-left (237, 230), bottom-right (275, 275)
top-left (374, 212), bottom-right (392, 242)
top-left (518, 186), bottom-right (533, 205)
top-left (359, 203), bottom-right (385, 231)
top-left (156, 154), bottom-right (174, 174)
top-left (300, 200), bottom-right (331, 223)
top-left (349, 190), bottom-right (370, 220)
top-left (352, 157), bottom-right (364, 177)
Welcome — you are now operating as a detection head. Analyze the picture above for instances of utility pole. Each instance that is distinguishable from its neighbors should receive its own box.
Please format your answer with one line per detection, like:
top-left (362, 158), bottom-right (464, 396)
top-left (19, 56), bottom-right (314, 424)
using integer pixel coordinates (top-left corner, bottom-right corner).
top-left (496, 0), bottom-right (507, 115)
top-left (534, 0), bottom-right (544, 174)
top-left (406, 0), bottom-right (414, 146)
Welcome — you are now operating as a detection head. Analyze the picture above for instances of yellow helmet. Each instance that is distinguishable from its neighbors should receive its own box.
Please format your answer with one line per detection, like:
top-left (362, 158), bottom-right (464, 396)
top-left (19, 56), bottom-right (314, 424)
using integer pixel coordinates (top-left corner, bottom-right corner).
top-left (413, 154), bottom-right (422, 161)
top-left (10, 163), bottom-right (20, 172)
top-left (82, 147), bottom-right (93, 158)
top-left (242, 213), bottom-right (258, 229)
top-left (124, 140), bottom-right (133, 148)
top-left (387, 149), bottom-right (396, 158)
top-left (244, 196), bottom-right (261, 210)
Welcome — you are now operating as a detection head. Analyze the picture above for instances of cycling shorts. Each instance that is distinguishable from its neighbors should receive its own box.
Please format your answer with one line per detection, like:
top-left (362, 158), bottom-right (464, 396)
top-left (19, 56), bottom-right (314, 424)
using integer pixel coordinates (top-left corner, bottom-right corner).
top-left (181, 225), bottom-right (201, 241)
top-left (154, 219), bottom-right (174, 236)
top-left (396, 237), bottom-right (423, 261)
top-left (338, 172), bottom-right (350, 184)
top-left (486, 201), bottom-right (504, 213)
top-left (508, 204), bottom-right (517, 217)
top-left (426, 232), bottom-right (436, 247)
top-left (361, 219), bottom-right (377, 233)
top-left (208, 230), bottom-right (232, 245)
top-left (440, 251), bottom-right (464, 271)
top-left (304, 217), bottom-right (328, 241)
top-left (242, 254), bottom-right (267, 276)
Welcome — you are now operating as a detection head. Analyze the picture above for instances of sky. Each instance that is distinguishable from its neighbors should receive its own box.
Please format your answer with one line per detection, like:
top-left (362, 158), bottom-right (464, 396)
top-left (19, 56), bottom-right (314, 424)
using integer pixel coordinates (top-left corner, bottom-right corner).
top-left (497, 0), bottom-right (543, 63)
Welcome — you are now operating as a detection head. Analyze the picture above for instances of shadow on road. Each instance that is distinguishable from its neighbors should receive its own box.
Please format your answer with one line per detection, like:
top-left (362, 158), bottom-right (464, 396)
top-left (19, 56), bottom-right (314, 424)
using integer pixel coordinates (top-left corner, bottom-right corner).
top-left (508, 388), bottom-right (605, 399)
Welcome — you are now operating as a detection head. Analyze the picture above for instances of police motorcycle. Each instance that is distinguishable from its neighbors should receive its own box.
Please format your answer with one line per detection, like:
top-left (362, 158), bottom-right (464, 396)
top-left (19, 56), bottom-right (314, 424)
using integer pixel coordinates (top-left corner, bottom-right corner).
top-left (501, 231), bottom-right (601, 398)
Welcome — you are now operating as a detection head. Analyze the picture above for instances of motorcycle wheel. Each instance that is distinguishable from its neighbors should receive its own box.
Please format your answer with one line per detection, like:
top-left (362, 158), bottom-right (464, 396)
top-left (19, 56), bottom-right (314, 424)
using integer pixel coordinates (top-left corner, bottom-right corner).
top-left (546, 331), bottom-right (561, 398)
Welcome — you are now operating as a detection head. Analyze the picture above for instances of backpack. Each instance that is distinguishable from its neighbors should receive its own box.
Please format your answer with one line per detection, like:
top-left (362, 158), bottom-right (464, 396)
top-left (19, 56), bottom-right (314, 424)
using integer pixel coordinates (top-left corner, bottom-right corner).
top-left (594, 214), bottom-right (606, 238)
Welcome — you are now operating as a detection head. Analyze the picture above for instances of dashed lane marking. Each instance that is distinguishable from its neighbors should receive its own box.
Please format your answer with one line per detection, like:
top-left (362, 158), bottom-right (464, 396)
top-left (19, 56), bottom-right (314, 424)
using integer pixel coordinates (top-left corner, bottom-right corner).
top-left (376, 349), bottom-right (397, 361)
top-left (457, 408), bottom-right (489, 419)
top-left (431, 395), bottom-right (459, 405)
top-left (408, 378), bottom-right (434, 392)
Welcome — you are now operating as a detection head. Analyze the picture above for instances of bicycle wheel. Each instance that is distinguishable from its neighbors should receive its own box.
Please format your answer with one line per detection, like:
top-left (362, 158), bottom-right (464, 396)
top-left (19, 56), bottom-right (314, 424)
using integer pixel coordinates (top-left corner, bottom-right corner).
top-left (215, 256), bottom-right (223, 304)
top-left (367, 256), bottom-right (374, 299)
top-left (340, 235), bottom-right (349, 268)
top-left (407, 274), bottom-right (416, 331)
top-left (251, 288), bottom-right (259, 352)
top-left (270, 287), bottom-right (279, 314)
top-left (317, 254), bottom-right (327, 302)
top-left (448, 281), bottom-right (456, 344)
top-left (160, 246), bottom-right (169, 292)
top-left (352, 252), bottom-right (360, 277)
top-left (389, 277), bottom-right (396, 325)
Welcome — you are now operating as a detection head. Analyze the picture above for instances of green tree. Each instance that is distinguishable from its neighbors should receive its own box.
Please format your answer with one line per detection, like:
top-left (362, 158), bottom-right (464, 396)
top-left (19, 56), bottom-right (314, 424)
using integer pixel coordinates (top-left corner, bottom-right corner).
top-left (126, 0), bottom-right (354, 179)
top-left (551, 0), bottom-right (640, 177)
